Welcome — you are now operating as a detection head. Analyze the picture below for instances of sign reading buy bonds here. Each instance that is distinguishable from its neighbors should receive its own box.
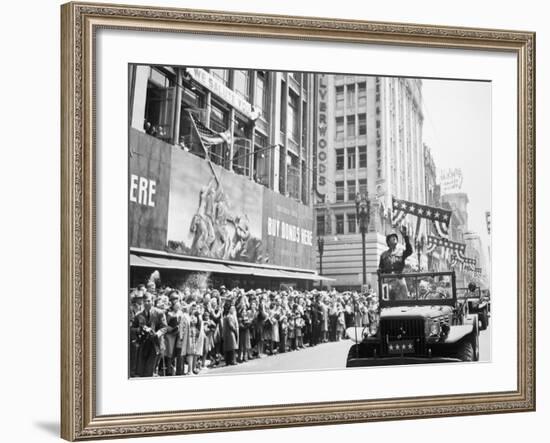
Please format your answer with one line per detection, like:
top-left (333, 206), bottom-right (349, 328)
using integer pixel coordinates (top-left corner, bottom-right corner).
top-left (267, 217), bottom-right (313, 246)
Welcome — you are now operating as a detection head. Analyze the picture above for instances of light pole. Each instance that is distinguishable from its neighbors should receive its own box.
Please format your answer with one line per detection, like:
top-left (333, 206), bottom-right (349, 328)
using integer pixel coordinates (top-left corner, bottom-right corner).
top-left (317, 236), bottom-right (324, 288)
top-left (355, 192), bottom-right (370, 287)
top-left (415, 235), bottom-right (425, 271)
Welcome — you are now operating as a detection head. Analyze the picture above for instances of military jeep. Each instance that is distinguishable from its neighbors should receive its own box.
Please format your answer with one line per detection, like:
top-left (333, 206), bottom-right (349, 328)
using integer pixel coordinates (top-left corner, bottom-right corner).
top-left (346, 270), bottom-right (480, 367)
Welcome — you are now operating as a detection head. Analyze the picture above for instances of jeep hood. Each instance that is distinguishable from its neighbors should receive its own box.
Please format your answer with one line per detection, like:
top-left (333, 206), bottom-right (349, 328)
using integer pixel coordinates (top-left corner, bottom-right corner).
top-left (381, 305), bottom-right (453, 320)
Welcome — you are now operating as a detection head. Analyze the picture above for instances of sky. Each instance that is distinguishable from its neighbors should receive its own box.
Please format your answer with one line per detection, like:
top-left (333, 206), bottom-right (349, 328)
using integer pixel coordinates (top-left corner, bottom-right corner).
top-left (420, 78), bottom-right (491, 259)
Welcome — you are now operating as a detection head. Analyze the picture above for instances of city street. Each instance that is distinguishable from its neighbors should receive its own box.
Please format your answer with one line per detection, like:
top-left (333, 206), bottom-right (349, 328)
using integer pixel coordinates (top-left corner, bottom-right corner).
top-left (202, 326), bottom-right (491, 376)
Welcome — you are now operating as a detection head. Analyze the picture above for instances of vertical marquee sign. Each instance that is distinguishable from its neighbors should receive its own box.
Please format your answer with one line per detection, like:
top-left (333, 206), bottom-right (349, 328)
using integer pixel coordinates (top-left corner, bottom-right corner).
top-left (316, 74), bottom-right (328, 197)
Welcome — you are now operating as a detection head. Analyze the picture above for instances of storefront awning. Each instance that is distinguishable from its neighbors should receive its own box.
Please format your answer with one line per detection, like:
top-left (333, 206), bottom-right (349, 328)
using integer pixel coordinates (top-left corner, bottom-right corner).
top-left (225, 264), bottom-right (289, 279)
top-left (279, 269), bottom-right (336, 282)
top-left (130, 254), bottom-right (230, 274)
top-left (130, 252), bottom-right (332, 281)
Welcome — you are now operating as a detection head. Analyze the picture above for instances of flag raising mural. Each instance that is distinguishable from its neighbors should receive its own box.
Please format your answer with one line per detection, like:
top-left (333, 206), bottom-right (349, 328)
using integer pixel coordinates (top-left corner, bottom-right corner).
top-left (392, 197), bottom-right (452, 238)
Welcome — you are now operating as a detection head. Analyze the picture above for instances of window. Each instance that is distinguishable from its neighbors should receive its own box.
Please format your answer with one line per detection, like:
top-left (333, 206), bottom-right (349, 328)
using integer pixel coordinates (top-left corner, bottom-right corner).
top-left (254, 71), bottom-right (268, 117)
top-left (336, 117), bottom-right (344, 140)
top-left (144, 69), bottom-right (175, 141)
top-left (336, 214), bottom-right (344, 235)
top-left (347, 180), bottom-right (356, 201)
top-left (359, 179), bottom-right (367, 196)
top-left (359, 145), bottom-right (367, 168)
top-left (233, 70), bottom-right (250, 100)
top-left (336, 149), bottom-right (345, 170)
top-left (358, 82), bottom-right (367, 106)
top-left (317, 215), bottom-right (325, 236)
top-left (280, 83), bottom-right (286, 132)
top-left (288, 91), bottom-right (300, 142)
top-left (346, 84), bottom-right (355, 107)
top-left (347, 148), bottom-right (356, 169)
top-left (233, 118), bottom-right (251, 176)
top-left (336, 181), bottom-right (345, 202)
top-left (209, 103), bottom-right (228, 133)
top-left (336, 86), bottom-right (344, 109)
top-left (347, 115), bottom-right (356, 137)
top-left (211, 69), bottom-right (229, 86)
top-left (347, 213), bottom-right (356, 233)
top-left (253, 132), bottom-right (269, 187)
top-left (358, 113), bottom-right (367, 136)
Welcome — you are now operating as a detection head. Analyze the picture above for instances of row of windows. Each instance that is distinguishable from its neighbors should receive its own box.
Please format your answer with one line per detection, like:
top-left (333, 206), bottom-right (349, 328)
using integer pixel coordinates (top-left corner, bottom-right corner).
top-left (335, 114), bottom-right (367, 140)
top-left (317, 213), bottom-right (358, 236)
top-left (210, 69), bottom-right (270, 118)
top-left (336, 146), bottom-right (367, 170)
top-left (335, 82), bottom-right (367, 109)
top-left (335, 179), bottom-right (367, 202)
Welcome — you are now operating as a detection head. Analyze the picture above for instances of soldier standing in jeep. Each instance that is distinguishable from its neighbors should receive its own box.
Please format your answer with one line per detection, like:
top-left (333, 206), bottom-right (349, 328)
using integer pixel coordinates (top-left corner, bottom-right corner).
top-left (379, 225), bottom-right (413, 274)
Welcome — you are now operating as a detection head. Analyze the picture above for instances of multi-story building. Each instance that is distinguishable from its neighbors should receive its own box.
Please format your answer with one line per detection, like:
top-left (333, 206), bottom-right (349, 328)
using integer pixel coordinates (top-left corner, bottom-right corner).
top-left (441, 192), bottom-right (469, 286)
top-left (313, 75), bottom-right (426, 290)
top-left (424, 144), bottom-right (444, 270)
top-left (128, 65), bottom-right (321, 290)
top-left (463, 231), bottom-right (490, 288)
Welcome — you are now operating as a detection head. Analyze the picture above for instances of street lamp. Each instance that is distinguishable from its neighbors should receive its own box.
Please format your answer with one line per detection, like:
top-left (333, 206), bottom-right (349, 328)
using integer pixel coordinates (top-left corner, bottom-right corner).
top-left (355, 192), bottom-right (370, 287)
top-left (415, 235), bottom-right (425, 271)
top-left (317, 236), bottom-right (324, 288)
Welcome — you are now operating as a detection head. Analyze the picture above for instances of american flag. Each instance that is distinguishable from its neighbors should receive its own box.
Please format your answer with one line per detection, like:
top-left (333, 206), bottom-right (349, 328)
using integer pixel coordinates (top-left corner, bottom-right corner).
top-left (188, 111), bottom-right (231, 146)
top-left (463, 258), bottom-right (476, 271)
top-left (427, 235), bottom-right (466, 256)
top-left (392, 197), bottom-right (452, 238)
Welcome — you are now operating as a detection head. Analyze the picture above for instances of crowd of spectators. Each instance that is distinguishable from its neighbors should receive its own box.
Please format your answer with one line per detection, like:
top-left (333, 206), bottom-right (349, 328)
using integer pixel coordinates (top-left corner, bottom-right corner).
top-left (129, 281), bottom-right (379, 377)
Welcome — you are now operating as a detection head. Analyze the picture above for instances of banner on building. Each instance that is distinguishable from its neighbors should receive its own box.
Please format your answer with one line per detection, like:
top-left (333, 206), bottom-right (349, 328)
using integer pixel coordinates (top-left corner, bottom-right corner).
top-left (426, 235), bottom-right (466, 256)
top-left (392, 197), bottom-right (452, 238)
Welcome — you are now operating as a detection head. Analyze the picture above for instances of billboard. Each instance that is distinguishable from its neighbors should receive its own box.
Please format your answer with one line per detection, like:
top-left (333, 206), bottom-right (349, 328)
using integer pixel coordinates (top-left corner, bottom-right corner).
top-left (128, 129), bottom-right (171, 251)
top-left (129, 135), bottom-right (314, 270)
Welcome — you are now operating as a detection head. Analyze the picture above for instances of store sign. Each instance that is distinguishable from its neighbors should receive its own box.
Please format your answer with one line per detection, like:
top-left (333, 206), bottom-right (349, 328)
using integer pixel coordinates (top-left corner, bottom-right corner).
top-left (316, 74), bottom-right (328, 196)
top-left (439, 168), bottom-right (464, 195)
top-left (187, 68), bottom-right (256, 119)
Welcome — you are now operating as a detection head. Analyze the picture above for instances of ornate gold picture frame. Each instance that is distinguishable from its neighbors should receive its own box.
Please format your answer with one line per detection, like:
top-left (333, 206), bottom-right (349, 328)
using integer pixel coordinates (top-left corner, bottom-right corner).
top-left (61, 1), bottom-right (535, 440)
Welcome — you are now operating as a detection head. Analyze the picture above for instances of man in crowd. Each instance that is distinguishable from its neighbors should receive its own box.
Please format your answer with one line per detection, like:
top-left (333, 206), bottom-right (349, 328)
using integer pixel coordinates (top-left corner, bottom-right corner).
top-left (130, 292), bottom-right (167, 377)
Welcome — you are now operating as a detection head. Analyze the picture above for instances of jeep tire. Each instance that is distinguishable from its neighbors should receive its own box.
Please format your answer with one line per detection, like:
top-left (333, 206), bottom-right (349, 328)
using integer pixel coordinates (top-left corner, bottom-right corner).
top-left (479, 311), bottom-right (488, 331)
top-left (452, 340), bottom-right (475, 362)
top-left (346, 344), bottom-right (360, 366)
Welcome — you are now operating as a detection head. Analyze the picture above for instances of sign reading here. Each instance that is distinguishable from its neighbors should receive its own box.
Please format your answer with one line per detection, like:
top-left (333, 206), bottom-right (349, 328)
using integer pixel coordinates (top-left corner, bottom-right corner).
top-left (130, 174), bottom-right (156, 207)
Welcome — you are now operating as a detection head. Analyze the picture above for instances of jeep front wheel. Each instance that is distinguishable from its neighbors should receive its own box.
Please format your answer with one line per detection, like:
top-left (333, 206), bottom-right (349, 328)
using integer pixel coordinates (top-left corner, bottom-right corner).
top-left (452, 340), bottom-right (474, 362)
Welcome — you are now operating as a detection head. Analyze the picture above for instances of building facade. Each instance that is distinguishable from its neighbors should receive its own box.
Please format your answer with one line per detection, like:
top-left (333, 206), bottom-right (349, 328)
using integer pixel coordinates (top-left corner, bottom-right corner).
top-left (128, 65), bottom-right (321, 290)
top-left (313, 75), bottom-right (426, 290)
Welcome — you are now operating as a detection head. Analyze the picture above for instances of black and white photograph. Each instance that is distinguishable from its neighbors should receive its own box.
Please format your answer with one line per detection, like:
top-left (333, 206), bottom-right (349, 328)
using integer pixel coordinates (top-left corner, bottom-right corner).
top-left (128, 65), bottom-right (491, 378)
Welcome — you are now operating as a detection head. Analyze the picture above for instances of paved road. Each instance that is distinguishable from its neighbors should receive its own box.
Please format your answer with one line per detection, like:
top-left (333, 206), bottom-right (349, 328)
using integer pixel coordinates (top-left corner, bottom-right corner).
top-left (203, 326), bottom-right (491, 376)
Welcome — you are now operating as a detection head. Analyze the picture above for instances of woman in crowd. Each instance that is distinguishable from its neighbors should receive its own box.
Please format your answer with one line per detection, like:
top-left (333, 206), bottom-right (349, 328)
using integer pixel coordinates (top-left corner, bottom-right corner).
top-left (255, 296), bottom-right (267, 357)
top-left (222, 302), bottom-right (239, 366)
top-left (269, 301), bottom-right (280, 355)
top-left (236, 293), bottom-right (252, 362)
top-left (294, 304), bottom-right (305, 349)
top-left (164, 291), bottom-right (183, 375)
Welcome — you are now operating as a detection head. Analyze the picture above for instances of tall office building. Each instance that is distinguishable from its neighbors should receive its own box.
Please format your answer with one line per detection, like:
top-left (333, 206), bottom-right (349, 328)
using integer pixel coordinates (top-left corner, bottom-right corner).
top-left (313, 75), bottom-right (426, 290)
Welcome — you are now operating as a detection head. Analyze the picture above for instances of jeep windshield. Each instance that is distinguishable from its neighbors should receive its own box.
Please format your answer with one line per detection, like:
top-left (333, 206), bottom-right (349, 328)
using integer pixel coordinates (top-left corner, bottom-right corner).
top-left (379, 271), bottom-right (456, 307)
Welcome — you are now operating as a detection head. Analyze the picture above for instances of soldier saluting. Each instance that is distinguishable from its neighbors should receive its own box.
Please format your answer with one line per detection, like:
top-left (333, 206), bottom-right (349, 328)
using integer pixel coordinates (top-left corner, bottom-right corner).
top-left (379, 225), bottom-right (413, 274)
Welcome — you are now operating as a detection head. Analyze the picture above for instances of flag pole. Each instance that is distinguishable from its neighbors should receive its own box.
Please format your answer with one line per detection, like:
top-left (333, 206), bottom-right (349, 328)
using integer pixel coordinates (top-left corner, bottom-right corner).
top-left (187, 110), bottom-right (220, 185)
